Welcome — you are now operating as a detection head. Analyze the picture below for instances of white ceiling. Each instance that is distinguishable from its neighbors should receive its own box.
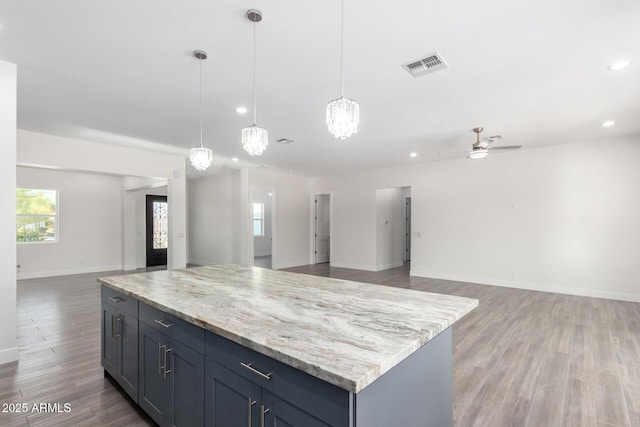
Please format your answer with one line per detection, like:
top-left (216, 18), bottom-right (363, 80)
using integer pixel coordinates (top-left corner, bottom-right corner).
top-left (1, 1), bottom-right (639, 177)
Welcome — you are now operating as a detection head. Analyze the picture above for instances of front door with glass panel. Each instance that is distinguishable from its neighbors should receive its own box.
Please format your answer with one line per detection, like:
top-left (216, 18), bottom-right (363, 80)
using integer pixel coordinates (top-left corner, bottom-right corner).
top-left (146, 195), bottom-right (168, 267)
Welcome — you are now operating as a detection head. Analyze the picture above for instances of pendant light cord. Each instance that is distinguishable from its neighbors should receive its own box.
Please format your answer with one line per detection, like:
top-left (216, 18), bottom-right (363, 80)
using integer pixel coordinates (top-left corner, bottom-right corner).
top-left (199, 56), bottom-right (204, 148)
top-left (340, 0), bottom-right (345, 98)
top-left (252, 20), bottom-right (257, 126)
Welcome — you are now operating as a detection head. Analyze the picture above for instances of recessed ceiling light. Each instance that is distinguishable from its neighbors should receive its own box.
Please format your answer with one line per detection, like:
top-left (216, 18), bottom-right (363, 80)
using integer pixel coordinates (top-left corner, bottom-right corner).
top-left (607, 60), bottom-right (630, 71)
top-left (232, 157), bottom-right (239, 162)
top-left (235, 106), bottom-right (248, 114)
top-left (410, 152), bottom-right (417, 158)
top-left (602, 120), bottom-right (615, 127)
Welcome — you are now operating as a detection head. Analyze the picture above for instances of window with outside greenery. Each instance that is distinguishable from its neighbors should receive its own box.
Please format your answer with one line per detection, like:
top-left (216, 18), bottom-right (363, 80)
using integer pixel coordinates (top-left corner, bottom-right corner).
top-left (253, 202), bottom-right (264, 236)
top-left (16, 188), bottom-right (58, 243)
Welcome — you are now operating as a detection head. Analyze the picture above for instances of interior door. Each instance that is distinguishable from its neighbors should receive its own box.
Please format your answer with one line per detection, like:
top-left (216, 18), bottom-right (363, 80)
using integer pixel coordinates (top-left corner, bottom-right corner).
top-left (146, 195), bottom-right (168, 267)
top-left (405, 197), bottom-right (411, 262)
top-left (314, 194), bottom-right (330, 264)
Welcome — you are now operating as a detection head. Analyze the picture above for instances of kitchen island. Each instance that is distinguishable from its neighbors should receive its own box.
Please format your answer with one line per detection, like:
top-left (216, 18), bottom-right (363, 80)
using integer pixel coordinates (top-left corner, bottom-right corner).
top-left (99, 264), bottom-right (478, 427)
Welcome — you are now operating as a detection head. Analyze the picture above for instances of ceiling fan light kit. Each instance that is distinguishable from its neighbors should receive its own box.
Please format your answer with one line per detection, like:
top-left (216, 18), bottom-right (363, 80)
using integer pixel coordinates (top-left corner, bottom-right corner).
top-left (467, 127), bottom-right (521, 159)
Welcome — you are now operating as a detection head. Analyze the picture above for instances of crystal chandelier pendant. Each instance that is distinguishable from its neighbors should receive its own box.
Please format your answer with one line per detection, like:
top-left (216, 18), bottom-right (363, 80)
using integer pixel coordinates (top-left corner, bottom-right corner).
top-left (190, 146), bottom-right (213, 171)
top-left (242, 125), bottom-right (269, 156)
top-left (189, 50), bottom-right (213, 171)
top-left (326, 96), bottom-right (360, 140)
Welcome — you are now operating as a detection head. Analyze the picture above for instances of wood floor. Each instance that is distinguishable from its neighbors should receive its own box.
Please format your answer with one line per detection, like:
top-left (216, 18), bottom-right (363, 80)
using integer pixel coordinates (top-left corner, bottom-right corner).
top-left (1, 264), bottom-right (638, 426)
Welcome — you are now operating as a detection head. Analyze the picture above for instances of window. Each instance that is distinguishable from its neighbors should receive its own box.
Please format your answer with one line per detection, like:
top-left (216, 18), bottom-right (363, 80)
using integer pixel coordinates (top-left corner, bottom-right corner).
top-left (253, 202), bottom-right (264, 236)
top-left (16, 188), bottom-right (58, 243)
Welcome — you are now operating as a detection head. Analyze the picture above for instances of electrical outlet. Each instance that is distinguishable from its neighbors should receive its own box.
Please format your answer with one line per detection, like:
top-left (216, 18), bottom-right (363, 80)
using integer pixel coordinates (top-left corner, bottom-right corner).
top-left (17, 264), bottom-right (21, 272)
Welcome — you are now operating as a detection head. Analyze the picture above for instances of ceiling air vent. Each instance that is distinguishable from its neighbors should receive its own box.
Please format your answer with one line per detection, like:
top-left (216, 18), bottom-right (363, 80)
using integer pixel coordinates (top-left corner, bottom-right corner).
top-left (402, 52), bottom-right (449, 78)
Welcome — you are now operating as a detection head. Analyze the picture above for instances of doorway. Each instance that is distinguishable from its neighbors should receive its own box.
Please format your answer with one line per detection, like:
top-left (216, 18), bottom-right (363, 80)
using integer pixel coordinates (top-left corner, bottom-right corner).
top-left (252, 188), bottom-right (273, 269)
top-left (146, 195), bottom-right (168, 267)
top-left (315, 194), bottom-right (330, 264)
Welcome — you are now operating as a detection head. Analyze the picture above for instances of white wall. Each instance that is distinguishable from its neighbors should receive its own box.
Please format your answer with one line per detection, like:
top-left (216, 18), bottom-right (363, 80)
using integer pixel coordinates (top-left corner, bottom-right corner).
top-left (0, 60), bottom-right (18, 364)
top-left (252, 188), bottom-right (273, 257)
top-left (188, 168), bottom-right (311, 269)
top-left (17, 130), bottom-right (187, 269)
top-left (312, 135), bottom-right (640, 302)
top-left (248, 169), bottom-right (312, 269)
top-left (17, 167), bottom-right (123, 278)
top-left (375, 188), bottom-right (405, 271)
top-left (187, 169), bottom-right (242, 266)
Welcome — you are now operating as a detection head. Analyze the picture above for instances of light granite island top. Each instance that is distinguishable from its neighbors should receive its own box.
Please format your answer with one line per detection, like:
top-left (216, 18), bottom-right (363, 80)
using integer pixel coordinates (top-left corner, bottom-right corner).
top-left (98, 264), bottom-right (478, 393)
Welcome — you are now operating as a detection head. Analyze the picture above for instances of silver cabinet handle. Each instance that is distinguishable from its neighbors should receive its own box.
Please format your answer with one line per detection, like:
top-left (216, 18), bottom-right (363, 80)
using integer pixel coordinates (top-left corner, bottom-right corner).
top-left (111, 314), bottom-right (115, 338)
top-left (154, 319), bottom-right (175, 328)
top-left (115, 316), bottom-right (122, 337)
top-left (260, 405), bottom-right (270, 427)
top-left (163, 347), bottom-right (172, 379)
top-left (108, 296), bottom-right (124, 303)
top-left (240, 362), bottom-right (272, 381)
top-left (247, 397), bottom-right (256, 427)
top-left (158, 343), bottom-right (164, 375)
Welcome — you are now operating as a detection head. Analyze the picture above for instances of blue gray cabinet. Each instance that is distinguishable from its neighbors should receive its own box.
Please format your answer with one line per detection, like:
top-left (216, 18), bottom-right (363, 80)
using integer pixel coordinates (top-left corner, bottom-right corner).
top-left (205, 358), bottom-right (333, 427)
top-left (204, 332), bottom-right (348, 427)
top-left (101, 283), bottom-right (454, 427)
top-left (205, 359), bottom-right (262, 426)
top-left (101, 287), bottom-right (138, 402)
top-left (138, 303), bottom-right (205, 427)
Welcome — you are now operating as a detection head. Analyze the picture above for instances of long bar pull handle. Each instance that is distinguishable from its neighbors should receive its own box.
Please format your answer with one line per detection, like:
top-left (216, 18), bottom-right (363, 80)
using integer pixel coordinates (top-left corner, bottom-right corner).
top-left (108, 296), bottom-right (124, 303)
top-left (154, 319), bottom-right (175, 328)
top-left (260, 405), bottom-right (270, 427)
top-left (163, 347), bottom-right (172, 378)
top-left (240, 362), bottom-right (272, 381)
top-left (247, 398), bottom-right (256, 427)
top-left (158, 344), bottom-right (164, 375)
top-left (111, 314), bottom-right (115, 338)
top-left (115, 316), bottom-right (122, 337)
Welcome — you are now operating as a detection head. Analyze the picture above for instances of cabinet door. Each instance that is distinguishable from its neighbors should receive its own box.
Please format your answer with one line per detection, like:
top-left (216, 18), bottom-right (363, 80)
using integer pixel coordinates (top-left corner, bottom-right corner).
top-left (139, 322), bottom-right (168, 426)
top-left (119, 312), bottom-right (139, 402)
top-left (166, 339), bottom-right (204, 427)
top-left (205, 359), bottom-right (262, 427)
top-left (101, 302), bottom-right (119, 376)
top-left (262, 391), bottom-right (333, 427)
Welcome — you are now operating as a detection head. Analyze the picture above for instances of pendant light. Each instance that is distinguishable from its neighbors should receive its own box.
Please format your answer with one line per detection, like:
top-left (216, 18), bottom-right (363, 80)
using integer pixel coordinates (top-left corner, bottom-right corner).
top-left (189, 50), bottom-right (213, 171)
top-left (326, 0), bottom-right (360, 140)
top-left (242, 9), bottom-right (268, 156)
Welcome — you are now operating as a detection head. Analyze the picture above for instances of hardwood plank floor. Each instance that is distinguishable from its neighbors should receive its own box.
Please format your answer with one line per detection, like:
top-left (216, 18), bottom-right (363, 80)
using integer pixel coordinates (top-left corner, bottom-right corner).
top-left (1, 271), bottom-right (155, 427)
top-left (1, 264), bottom-right (638, 426)
top-left (285, 263), bottom-right (640, 427)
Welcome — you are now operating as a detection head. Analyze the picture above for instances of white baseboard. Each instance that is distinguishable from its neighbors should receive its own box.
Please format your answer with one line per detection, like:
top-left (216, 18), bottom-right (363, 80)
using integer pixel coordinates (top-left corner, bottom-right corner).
top-left (254, 252), bottom-right (272, 258)
top-left (273, 259), bottom-right (313, 270)
top-left (0, 346), bottom-right (19, 365)
top-left (329, 262), bottom-right (377, 272)
top-left (17, 264), bottom-right (123, 280)
top-left (188, 258), bottom-right (214, 267)
top-left (374, 261), bottom-right (404, 272)
top-left (410, 270), bottom-right (640, 303)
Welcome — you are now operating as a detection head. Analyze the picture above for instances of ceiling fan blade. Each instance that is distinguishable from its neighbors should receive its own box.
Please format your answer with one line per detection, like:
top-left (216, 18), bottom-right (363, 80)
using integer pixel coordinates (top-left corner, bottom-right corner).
top-left (488, 145), bottom-right (522, 150)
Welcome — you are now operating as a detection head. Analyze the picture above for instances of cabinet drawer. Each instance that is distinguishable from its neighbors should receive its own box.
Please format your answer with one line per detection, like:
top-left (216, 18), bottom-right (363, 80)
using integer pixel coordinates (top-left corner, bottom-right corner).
top-left (139, 302), bottom-right (204, 353)
top-left (101, 285), bottom-right (138, 318)
top-left (205, 331), bottom-right (349, 425)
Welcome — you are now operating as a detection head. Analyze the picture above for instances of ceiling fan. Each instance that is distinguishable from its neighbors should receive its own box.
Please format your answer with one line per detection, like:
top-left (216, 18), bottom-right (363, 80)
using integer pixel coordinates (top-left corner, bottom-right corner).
top-left (467, 127), bottom-right (521, 159)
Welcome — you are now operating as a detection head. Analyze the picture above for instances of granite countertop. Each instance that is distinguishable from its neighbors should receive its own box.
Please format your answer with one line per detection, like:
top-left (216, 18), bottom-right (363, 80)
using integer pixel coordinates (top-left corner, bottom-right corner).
top-left (98, 264), bottom-right (478, 393)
